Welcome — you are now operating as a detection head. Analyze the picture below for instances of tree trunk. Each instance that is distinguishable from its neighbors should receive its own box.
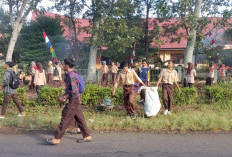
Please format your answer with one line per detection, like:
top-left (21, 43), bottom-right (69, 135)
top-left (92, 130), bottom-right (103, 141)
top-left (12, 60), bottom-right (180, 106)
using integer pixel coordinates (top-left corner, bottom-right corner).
top-left (6, 22), bottom-right (23, 62)
top-left (87, 18), bottom-right (100, 83)
top-left (145, 0), bottom-right (150, 58)
top-left (184, 0), bottom-right (202, 67)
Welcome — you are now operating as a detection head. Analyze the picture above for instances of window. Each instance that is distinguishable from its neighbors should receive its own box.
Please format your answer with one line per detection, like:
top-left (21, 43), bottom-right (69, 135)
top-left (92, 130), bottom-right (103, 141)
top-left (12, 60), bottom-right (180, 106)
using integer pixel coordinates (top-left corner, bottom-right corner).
top-left (171, 53), bottom-right (184, 64)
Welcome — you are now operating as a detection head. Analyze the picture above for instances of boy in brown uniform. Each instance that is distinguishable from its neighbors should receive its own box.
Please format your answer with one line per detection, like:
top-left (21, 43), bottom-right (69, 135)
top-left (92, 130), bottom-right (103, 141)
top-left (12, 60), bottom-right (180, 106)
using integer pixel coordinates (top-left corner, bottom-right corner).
top-left (101, 61), bottom-right (109, 86)
top-left (111, 62), bottom-right (118, 85)
top-left (112, 62), bottom-right (146, 119)
top-left (156, 60), bottom-right (181, 115)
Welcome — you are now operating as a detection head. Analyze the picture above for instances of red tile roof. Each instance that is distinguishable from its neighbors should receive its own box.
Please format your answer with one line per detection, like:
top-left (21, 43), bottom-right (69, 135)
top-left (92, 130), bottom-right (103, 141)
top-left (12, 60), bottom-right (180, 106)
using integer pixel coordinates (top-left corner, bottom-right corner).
top-left (32, 11), bottom-right (232, 50)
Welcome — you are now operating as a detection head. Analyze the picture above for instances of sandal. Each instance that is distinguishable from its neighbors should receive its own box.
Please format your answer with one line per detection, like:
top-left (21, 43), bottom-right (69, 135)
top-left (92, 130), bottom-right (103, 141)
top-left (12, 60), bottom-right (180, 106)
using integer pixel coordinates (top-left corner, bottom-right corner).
top-left (76, 139), bottom-right (91, 143)
top-left (46, 138), bottom-right (59, 145)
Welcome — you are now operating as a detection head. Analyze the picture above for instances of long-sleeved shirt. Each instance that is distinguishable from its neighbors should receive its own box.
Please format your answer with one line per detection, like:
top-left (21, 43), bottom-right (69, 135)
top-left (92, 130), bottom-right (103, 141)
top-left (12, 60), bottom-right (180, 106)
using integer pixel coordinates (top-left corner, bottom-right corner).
top-left (140, 67), bottom-right (150, 82)
top-left (3, 69), bottom-right (17, 95)
top-left (65, 70), bottom-right (81, 101)
top-left (34, 70), bottom-right (47, 86)
top-left (114, 69), bottom-right (143, 88)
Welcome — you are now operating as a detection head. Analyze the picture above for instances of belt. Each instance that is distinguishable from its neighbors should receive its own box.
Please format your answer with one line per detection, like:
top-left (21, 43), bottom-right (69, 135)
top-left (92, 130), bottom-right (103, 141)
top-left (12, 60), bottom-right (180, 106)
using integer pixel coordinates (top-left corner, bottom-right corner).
top-left (162, 83), bottom-right (173, 85)
top-left (123, 84), bottom-right (134, 87)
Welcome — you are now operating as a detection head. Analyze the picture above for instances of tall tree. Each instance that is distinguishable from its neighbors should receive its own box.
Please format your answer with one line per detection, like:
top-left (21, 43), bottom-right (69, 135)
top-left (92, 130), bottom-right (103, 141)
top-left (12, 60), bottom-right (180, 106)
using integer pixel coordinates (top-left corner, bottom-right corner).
top-left (2, 0), bottom-right (41, 62)
top-left (13, 16), bottom-right (67, 65)
top-left (184, 0), bottom-right (202, 66)
top-left (86, 0), bottom-right (103, 82)
top-left (154, 0), bottom-right (231, 67)
top-left (85, 0), bottom-right (144, 82)
top-left (54, 0), bottom-right (86, 61)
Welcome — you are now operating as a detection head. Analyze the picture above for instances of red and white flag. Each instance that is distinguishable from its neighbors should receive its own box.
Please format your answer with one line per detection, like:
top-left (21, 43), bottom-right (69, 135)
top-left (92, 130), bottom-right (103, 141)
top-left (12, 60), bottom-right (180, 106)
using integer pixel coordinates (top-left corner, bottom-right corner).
top-left (211, 39), bottom-right (216, 48)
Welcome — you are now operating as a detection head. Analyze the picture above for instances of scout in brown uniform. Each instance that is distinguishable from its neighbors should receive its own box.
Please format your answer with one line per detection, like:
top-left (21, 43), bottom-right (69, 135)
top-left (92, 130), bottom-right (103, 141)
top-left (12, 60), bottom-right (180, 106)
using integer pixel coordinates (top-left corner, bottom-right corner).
top-left (112, 62), bottom-right (146, 119)
top-left (111, 61), bottom-right (118, 85)
top-left (101, 61), bottom-right (109, 87)
top-left (156, 60), bottom-right (181, 115)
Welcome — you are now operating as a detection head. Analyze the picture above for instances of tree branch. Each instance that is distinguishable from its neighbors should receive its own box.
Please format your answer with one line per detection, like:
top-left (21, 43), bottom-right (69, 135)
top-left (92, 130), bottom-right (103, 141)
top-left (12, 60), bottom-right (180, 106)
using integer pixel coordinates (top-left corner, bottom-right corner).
top-left (8, 0), bottom-right (14, 27)
top-left (20, 0), bottom-right (40, 23)
top-left (17, 0), bottom-right (27, 22)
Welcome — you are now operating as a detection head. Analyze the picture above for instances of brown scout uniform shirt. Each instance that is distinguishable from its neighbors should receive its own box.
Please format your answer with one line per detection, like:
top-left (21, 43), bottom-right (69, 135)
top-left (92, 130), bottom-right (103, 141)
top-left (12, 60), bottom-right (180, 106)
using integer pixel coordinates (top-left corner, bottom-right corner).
top-left (114, 69), bottom-right (143, 88)
top-left (159, 69), bottom-right (178, 85)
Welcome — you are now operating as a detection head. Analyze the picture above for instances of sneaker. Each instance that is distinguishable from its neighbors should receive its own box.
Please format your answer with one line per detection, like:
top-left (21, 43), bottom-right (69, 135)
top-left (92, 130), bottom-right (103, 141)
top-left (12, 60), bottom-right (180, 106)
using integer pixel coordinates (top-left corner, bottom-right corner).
top-left (131, 114), bottom-right (137, 120)
top-left (0, 115), bottom-right (5, 119)
top-left (167, 111), bottom-right (171, 115)
top-left (17, 113), bottom-right (25, 117)
top-left (163, 109), bottom-right (168, 115)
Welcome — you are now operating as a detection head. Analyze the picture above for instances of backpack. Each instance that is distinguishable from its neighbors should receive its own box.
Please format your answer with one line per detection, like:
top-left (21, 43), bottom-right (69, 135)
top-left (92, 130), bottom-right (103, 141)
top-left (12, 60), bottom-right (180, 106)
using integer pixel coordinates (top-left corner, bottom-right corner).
top-left (9, 71), bottom-right (20, 89)
top-left (77, 74), bottom-right (85, 93)
top-left (53, 67), bottom-right (59, 76)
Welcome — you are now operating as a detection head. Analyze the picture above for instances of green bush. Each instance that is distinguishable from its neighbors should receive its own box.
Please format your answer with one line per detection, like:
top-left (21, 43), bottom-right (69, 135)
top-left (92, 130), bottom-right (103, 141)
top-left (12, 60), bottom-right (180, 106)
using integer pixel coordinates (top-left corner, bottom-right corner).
top-left (158, 87), bottom-right (198, 106)
top-left (0, 87), bottom-right (28, 107)
top-left (81, 84), bottom-right (123, 106)
top-left (36, 86), bottom-right (65, 106)
top-left (204, 83), bottom-right (232, 108)
top-left (173, 87), bottom-right (198, 106)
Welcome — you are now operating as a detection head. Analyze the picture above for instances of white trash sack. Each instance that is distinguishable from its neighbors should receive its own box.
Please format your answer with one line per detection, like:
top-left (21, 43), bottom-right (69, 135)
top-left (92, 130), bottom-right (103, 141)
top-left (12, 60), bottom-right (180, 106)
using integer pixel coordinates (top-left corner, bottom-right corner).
top-left (138, 86), bottom-right (161, 117)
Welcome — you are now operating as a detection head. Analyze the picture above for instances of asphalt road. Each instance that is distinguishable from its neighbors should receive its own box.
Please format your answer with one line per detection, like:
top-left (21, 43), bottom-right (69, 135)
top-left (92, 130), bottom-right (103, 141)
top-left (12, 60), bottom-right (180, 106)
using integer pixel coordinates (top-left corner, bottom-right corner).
top-left (0, 132), bottom-right (231, 157)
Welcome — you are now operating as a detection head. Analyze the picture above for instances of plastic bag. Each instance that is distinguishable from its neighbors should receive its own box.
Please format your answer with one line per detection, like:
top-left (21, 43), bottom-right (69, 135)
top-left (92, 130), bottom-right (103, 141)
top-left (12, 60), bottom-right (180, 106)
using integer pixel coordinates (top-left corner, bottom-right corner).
top-left (138, 87), bottom-right (161, 117)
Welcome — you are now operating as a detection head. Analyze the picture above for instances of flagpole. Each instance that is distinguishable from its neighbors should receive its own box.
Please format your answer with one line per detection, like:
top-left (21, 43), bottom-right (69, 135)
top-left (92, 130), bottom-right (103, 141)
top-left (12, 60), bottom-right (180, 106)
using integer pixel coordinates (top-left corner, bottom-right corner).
top-left (129, 42), bottom-right (136, 69)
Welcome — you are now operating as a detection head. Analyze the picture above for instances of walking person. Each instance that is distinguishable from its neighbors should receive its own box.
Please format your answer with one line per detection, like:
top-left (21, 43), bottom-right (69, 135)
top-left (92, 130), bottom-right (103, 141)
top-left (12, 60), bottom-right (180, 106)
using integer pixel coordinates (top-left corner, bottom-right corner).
top-left (186, 62), bottom-right (196, 88)
top-left (53, 61), bottom-right (62, 87)
top-left (156, 60), bottom-right (181, 115)
top-left (0, 62), bottom-right (25, 119)
top-left (101, 61), bottom-right (109, 87)
top-left (47, 61), bottom-right (53, 85)
top-left (112, 62), bottom-right (146, 119)
top-left (135, 60), bottom-right (142, 76)
top-left (139, 59), bottom-right (150, 103)
top-left (218, 64), bottom-right (229, 83)
top-left (47, 58), bottom-right (91, 145)
top-left (29, 61), bottom-right (37, 90)
top-left (206, 61), bottom-right (217, 86)
top-left (34, 62), bottom-right (46, 93)
top-left (111, 61), bottom-right (118, 85)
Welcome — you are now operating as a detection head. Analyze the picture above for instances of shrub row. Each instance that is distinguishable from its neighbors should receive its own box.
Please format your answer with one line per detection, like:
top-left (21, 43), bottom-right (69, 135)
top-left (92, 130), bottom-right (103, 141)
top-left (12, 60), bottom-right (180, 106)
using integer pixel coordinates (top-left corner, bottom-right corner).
top-left (204, 82), bottom-right (232, 109)
top-left (157, 87), bottom-right (198, 106)
top-left (0, 83), bottom-right (231, 108)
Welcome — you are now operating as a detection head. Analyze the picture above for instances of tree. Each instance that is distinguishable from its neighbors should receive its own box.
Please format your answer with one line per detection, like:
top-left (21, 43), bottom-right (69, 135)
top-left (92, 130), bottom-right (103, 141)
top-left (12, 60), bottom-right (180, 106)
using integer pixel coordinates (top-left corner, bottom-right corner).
top-left (85, 0), bottom-right (145, 82)
top-left (184, 0), bottom-right (202, 66)
top-left (2, 0), bottom-right (41, 62)
top-left (85, 0), bottom-right (102, 82)
top-left (13, 15), bottom-right (67, 65)
top-left (154, 0), bottom-right (231, 67)
top-left (54, 0), bottom-right (86, 61)
top-left (0, 8), bottom-right (11, 58)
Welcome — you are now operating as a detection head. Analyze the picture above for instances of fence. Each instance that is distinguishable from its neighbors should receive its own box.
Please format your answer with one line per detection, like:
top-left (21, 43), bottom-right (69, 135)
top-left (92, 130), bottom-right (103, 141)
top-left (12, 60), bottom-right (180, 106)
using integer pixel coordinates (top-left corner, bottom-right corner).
top-left (77, 67), bottom-right (227, 84)
top-left (77, 67), bottom-right (182, 83)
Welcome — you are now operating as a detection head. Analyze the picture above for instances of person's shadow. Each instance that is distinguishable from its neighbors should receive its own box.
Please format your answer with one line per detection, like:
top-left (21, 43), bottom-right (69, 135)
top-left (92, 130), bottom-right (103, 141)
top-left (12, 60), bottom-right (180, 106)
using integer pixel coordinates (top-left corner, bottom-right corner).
top-left (27, 131), bottom-right (55, 146)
